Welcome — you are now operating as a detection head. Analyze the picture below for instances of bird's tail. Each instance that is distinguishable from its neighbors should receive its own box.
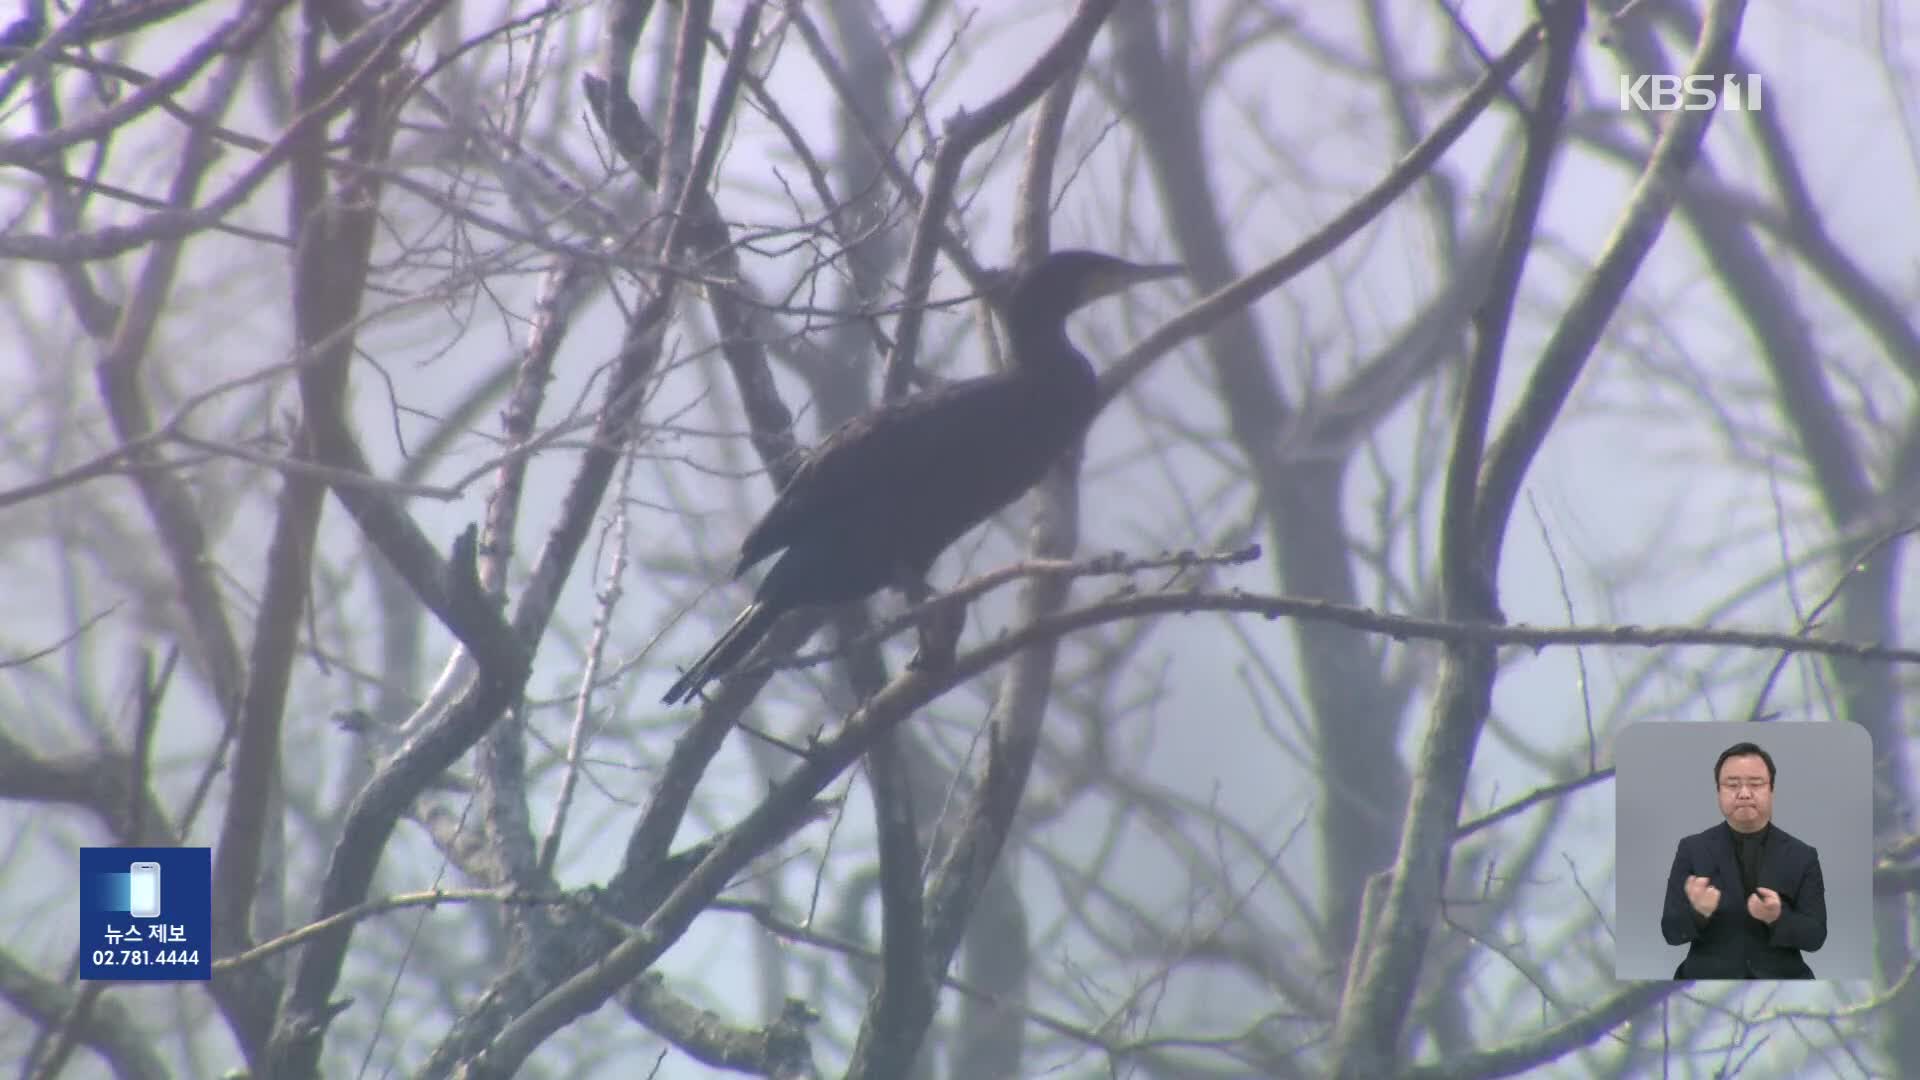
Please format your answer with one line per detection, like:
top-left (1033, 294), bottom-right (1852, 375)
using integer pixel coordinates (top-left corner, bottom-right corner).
top-left (661, 602), bottom-right (782, 705)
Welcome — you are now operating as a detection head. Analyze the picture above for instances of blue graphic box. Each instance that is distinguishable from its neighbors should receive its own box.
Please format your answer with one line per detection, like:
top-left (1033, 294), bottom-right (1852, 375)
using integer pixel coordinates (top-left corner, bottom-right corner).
top-left (79, 847), bottom-right (212, 981)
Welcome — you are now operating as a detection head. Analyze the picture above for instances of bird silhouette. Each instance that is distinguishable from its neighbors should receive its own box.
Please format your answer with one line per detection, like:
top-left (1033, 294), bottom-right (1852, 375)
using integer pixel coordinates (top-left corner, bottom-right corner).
top-left (662, 250), bottom-right (1182, 705)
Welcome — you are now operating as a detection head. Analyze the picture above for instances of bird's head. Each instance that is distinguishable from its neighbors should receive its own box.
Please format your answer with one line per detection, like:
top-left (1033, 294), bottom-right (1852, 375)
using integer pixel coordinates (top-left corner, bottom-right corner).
top-left (1002, 249), bottom-right (1185, 318)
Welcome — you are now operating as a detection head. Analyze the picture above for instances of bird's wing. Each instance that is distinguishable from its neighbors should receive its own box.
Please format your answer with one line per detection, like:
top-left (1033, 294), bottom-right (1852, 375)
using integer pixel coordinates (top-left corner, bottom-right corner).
top-left (733, 375), bottom-right (1023, 573)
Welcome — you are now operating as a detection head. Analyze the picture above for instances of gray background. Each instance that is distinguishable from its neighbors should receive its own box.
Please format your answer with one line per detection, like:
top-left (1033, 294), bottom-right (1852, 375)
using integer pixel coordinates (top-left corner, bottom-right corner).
top-left (1615, 721), bottom-right (1874, 979)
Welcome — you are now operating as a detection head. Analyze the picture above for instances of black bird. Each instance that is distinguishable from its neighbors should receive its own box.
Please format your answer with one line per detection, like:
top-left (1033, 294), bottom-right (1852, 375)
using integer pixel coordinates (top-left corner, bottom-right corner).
top-left (661, 250), bottom-right (1183, 706)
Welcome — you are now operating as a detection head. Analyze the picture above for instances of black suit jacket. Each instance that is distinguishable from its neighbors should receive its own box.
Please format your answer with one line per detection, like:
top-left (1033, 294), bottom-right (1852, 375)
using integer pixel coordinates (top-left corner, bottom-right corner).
top-left (1661, 821), bottom-right (1826, 979)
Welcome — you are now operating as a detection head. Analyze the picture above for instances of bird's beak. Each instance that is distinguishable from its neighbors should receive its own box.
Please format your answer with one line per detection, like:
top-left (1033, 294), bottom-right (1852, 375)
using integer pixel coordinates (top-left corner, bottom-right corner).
top-left (1094, 260), bottom-right (1185, 300)
top-left (1133, 261), bottom-right (1186, 283)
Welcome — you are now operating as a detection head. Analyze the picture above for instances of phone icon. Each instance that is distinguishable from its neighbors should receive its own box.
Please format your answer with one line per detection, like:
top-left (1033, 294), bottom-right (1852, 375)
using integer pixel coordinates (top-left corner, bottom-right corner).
top-left (128, 862), bottom-right (161, 919)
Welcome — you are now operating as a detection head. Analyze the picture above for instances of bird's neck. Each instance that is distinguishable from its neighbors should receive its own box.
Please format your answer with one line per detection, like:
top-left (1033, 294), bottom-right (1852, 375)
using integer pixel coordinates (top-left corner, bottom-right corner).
top-left (1005, 315), bottom-right (1094, 385)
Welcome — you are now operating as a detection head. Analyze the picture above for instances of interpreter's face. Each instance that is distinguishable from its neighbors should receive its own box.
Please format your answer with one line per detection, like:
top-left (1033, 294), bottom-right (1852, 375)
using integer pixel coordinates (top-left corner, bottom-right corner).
top-left (1717, 754), bottom-right (1773, 833)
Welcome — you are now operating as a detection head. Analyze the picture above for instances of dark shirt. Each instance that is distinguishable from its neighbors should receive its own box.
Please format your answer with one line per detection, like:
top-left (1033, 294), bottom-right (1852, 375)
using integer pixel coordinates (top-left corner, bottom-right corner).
top-left (1733, 822), bottom-right (1771, 895)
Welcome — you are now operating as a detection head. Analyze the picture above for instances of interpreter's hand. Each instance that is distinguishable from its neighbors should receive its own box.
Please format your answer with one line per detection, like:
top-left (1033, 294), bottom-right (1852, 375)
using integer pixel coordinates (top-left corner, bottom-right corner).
top-left (1748, 886), bottom-right (1783, 925)
top-left (1685, 875), bottom-right (1721, 919)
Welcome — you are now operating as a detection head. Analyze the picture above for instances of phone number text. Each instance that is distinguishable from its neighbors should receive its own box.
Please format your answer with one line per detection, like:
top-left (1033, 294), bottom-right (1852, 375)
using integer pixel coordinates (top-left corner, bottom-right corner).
top-left (89, 949), bottom-right (200, 966)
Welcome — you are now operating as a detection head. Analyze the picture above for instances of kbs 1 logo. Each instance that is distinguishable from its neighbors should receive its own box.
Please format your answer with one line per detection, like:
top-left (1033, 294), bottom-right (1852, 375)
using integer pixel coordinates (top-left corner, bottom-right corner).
top-left (1618, 74), bottom-right (1762, 112)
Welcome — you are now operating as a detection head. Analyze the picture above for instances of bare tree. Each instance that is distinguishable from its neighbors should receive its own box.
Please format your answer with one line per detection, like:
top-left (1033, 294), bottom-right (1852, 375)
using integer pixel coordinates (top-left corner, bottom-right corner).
top-left (3, 0), bottom-right (1916, 1077)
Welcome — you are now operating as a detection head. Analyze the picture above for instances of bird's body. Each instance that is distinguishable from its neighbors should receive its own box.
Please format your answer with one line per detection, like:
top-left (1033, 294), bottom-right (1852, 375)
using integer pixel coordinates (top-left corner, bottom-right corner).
top-left (742, 356), bottom-right (1097, 605)
top-left (661, 250), bottom-right (1181, 705)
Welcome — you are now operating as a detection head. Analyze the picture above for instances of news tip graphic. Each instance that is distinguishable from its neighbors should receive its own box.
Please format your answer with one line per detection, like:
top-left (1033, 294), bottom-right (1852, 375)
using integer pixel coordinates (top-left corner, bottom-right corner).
top-left (79, 847), bottom-right (212, 981)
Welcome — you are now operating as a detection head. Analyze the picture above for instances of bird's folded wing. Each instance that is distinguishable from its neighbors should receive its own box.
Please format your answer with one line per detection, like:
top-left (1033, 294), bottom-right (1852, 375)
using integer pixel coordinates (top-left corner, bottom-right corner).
top-left (733, 376), bottom-right (1022, 573)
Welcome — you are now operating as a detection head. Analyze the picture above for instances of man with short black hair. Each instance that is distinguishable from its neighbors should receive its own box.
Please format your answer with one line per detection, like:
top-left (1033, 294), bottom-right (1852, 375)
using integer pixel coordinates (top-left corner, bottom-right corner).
top-left (1660, 741), bottom-right (1827, 978)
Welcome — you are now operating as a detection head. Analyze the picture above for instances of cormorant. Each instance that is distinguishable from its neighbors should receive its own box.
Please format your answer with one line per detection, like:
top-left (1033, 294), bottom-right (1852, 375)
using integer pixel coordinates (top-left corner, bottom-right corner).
top-left (661, 249), bottom-right (1183, 706)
